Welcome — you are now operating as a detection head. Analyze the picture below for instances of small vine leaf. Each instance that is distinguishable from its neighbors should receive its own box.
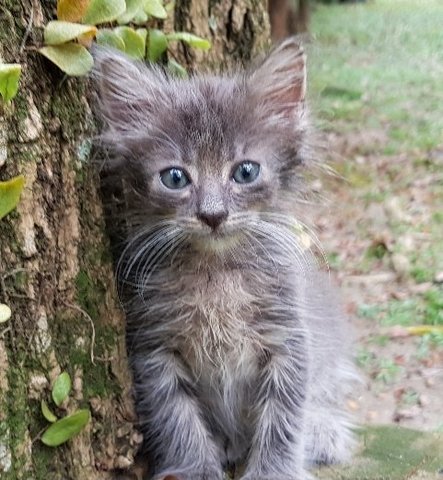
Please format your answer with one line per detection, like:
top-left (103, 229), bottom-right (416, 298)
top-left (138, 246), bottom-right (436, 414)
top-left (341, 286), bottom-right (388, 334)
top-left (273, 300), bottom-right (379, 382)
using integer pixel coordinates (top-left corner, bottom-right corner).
top-left (0, 304), bottom-right (12, 324)
top-left (166, 32), bottom-right (211, 50)
top-left (168, 59), bottom-right (188, 78)
top-left (137, 28), bottom-right (148, 44)
top-left (147, 29), bottom-right (168, 62)
top-left (52, 371), bottom-right (72, 407)
top-left (41, 409), bottom-right (90, 447)
top-left (143, 0), bottom-right (167, 19)
top-left (57, 0), bottom-right (90, 22)
top-left (39, 44), bottom-right (94, 76)
top-left (41, 400), bottom-right (58, 423)
top-left (117, 0), bottom-right (144, 24)
top-left (0, 175), bottom-right (25, 220)
top-left (44, 21), bottom-right (97, 46)
top-left (115, 27), bottom-right (146, 59)
top-left (96, 29), bottom-right (126, 52)
top-left (82, 0), bottom-right (126, 25)
top-left (0, 63), bottom-right (22, 102)
top-left (133, 10), bottom-right (148, 24)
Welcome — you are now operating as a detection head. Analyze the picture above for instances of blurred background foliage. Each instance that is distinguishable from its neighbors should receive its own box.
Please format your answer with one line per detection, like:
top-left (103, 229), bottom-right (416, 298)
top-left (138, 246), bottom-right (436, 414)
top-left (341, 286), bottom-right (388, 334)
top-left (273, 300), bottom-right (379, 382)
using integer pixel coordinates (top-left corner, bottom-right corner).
top-left (269, 0), bottom-right (443, 439)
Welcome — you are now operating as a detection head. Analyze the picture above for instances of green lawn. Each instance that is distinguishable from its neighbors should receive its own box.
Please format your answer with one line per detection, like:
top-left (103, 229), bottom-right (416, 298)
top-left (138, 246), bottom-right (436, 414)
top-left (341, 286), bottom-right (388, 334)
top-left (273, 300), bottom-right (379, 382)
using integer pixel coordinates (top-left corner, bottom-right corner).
top-left (316, 426), bottom-right (443, 480)
top-left (308, 0), bottom-right (443, 334)
top-left (309, 0), bottom-right (443, 152)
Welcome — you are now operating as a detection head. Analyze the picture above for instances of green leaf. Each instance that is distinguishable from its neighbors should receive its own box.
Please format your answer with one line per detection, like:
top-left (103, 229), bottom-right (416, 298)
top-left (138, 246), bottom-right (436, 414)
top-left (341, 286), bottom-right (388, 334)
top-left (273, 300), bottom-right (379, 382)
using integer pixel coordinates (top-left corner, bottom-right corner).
top-left (132, 10), bottom-right (148, 24)
top-left (44, 21), bottom-right (97, 45)
top-left (165, 0), bottom-right (175, 13)
top-left (41, 400), bottom-right (58, 423)
top-left (136, 28), bottom-right (148, 44)
top-left (143, 0), bottom-right (167, 19)
top-left (166, 32), bottom-right (211, 50)
top-left (0, 63), bottom-right (22, 102)
top-left (147, 29), bottom-right (168, 62)
top-left (82, 0), bottom-right (126, 25)
top-left (115, 26), bottom-right (146, 59)
top-left (117, 0), bottom-right (144, 24)
top-left (96, 29), bottom-right (126, 51)
top-left (41, 409), bottom-right (90, 447)
top-left (168, 59), bottom-right (188, 78)
top-left (51, 372), bottom-right (71, 407)
top-left (39, 43), bottom-right (94, 76)
top-left (0, 304), bottom-right (12, 324)
top-left (0, 175), bottom-right (25, 220)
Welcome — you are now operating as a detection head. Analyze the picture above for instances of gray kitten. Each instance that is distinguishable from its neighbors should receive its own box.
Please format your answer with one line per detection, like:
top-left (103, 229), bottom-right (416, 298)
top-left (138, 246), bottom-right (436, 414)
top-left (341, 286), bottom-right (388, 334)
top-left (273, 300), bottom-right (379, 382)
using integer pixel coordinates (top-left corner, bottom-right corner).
top-left (94, 39), bottom-right (356, 480)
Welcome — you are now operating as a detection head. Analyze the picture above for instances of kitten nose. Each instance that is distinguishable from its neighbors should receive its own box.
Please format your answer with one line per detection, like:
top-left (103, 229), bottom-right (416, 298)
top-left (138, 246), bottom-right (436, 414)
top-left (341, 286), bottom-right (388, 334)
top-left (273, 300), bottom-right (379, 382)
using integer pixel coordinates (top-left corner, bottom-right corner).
top-left (197, 211), bottom-right (228, 230)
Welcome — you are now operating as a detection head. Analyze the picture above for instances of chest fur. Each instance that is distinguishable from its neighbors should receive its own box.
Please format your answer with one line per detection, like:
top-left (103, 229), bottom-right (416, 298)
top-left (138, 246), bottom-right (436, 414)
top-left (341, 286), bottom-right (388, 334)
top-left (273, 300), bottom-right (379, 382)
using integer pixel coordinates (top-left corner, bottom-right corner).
top-left (177, 268), bottom-right (259, 362)
top-left (177, 269), bottom-right (260, 434)
top-left (142, 264), bottom-right (266, 392)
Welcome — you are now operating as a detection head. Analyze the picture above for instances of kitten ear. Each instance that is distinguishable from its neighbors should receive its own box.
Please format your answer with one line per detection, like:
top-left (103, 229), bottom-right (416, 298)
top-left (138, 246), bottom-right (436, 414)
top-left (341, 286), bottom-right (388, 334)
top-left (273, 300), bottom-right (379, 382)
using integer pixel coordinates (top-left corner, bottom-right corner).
top-left (92, 47), bottom-right (167, 131)
top-left (249, 38), bottom-right (307, 120)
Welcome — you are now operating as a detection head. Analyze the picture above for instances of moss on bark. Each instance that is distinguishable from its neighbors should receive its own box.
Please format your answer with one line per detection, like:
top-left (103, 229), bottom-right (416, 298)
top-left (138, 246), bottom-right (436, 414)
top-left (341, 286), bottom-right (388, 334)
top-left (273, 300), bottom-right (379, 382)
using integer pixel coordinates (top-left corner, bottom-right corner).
top-left (1, 1), bottom-right (136, 478)
top-left (1, 0), bottom-right (271, 478)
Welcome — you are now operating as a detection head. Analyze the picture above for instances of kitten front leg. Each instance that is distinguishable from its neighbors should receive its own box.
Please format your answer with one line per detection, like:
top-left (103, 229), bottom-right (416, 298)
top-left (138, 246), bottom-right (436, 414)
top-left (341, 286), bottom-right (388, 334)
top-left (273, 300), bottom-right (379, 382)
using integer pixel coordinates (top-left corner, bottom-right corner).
top-left (242, 336), bottom-right (313, 480)
top-left (132, 350), bottom-right (223, 480)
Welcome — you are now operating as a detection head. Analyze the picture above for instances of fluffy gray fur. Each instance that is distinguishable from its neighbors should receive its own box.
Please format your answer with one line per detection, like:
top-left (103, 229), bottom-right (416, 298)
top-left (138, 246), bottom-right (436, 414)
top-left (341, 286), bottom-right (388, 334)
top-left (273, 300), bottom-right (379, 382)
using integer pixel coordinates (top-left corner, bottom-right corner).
top-left (94, 39), bottom-right (356, 480)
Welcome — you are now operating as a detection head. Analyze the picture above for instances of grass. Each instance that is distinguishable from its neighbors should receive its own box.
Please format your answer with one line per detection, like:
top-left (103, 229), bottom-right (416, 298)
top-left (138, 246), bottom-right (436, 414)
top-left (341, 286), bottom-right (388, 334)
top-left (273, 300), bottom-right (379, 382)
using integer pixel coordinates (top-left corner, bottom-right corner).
top-left (309, 1), bottom-right (443, 344)
top-left (316, 425), bottom-right (443, 479)
top-left (389, 288), bottom-right (440, 326)
top-left (309, 0), bottom-right (443, 153)
top-left (356, 348), bottom-right (403, 384)
top-left (407, 222), bottom-right (443, 285)
top-left (356, 286), bottom-right (443, 332)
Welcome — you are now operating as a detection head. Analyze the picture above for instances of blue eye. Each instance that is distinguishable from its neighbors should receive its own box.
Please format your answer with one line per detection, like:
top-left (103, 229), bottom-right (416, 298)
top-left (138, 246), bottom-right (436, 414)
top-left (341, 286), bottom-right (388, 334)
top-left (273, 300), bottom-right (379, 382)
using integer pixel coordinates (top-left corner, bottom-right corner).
top-left (160, 168), bottom-right (190, 189)
top-left (232, 161), bottom-right (261, 184)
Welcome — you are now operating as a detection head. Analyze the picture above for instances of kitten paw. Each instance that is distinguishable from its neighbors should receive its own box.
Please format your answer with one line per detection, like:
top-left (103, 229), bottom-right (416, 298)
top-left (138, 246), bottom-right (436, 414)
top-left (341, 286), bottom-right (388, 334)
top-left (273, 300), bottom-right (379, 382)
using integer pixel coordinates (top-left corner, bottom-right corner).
top-left (304, 413), bottom-right (356, 466)
top-left (240, 470), bottom-right (315, 480)
top-left (152, 467), bottom-right (224, 480)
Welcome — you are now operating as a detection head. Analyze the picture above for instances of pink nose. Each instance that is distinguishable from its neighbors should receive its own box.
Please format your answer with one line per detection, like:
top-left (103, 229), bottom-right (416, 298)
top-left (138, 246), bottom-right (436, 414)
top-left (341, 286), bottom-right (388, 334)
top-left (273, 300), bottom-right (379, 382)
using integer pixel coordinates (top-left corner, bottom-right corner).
top-left (197, 211), bottom-right (228, 230)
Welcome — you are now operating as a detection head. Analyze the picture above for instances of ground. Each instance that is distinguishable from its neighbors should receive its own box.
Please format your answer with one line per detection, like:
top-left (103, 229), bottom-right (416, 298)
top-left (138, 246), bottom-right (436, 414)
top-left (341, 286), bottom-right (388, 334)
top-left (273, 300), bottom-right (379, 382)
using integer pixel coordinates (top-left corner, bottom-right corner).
top-left (307, 0), bottom-right (443, 433)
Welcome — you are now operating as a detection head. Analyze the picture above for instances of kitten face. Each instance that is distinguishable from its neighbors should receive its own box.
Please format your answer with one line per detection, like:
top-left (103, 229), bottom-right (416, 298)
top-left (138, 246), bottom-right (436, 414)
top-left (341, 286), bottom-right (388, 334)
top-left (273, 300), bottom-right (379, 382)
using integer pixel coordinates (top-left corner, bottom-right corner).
top-left (95, 40), bottom-right (308, 253)
top-left (122, 82), bottom-right (279, 245)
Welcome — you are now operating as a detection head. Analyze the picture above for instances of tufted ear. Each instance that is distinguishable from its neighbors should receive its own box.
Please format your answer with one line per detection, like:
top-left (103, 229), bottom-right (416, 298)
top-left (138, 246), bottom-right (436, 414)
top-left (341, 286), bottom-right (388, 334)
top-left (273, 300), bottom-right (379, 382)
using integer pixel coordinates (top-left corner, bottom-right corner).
top-left (92, 47), bottom-right (169, 132)
top-left (248, 37), bottom-right (307, 120)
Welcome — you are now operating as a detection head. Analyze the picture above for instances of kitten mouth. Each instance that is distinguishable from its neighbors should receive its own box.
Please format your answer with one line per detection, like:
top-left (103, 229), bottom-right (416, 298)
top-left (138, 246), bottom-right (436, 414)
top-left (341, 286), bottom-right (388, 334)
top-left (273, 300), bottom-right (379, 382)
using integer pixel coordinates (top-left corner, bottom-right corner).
top-left (194, 230), bottom-right (242, 253)
top-left (209, 229), bottom-right (227, 239)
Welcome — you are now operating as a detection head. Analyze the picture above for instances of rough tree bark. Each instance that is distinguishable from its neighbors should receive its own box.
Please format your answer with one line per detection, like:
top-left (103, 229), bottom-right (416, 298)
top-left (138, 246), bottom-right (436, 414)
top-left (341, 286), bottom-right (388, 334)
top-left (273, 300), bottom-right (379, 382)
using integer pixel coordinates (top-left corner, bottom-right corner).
top-left (0, 1), bottom-right (270, 479)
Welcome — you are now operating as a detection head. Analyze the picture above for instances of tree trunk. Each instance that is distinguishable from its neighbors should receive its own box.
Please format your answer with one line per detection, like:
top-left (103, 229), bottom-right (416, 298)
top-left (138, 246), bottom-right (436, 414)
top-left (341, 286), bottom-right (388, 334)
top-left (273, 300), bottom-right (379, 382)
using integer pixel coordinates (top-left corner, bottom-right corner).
top-left (173, 0), bottom-right (270, 69)
top-left (296, 0), bottom-right (310, 33)
top-left (268, 0), bottom-right (310, 41)
top-left (1, 2), bottom-right (138, 479)
top-left (0, 1), bottom-right (270, 479)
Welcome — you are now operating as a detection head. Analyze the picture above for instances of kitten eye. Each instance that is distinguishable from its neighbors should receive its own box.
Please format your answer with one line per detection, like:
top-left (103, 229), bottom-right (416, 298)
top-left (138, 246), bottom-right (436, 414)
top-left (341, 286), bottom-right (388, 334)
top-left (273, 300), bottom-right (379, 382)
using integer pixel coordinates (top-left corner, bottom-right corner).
top-left (160, 168), bottom-right (190, 189)
top-left (232, 161), bottom-right (261, 184)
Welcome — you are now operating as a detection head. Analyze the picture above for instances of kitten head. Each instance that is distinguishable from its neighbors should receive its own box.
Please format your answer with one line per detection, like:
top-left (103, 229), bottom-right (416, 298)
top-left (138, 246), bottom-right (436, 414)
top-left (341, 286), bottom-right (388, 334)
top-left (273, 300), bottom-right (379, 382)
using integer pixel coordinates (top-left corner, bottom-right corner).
top-left (94, 39), bottom-right (311, 257)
